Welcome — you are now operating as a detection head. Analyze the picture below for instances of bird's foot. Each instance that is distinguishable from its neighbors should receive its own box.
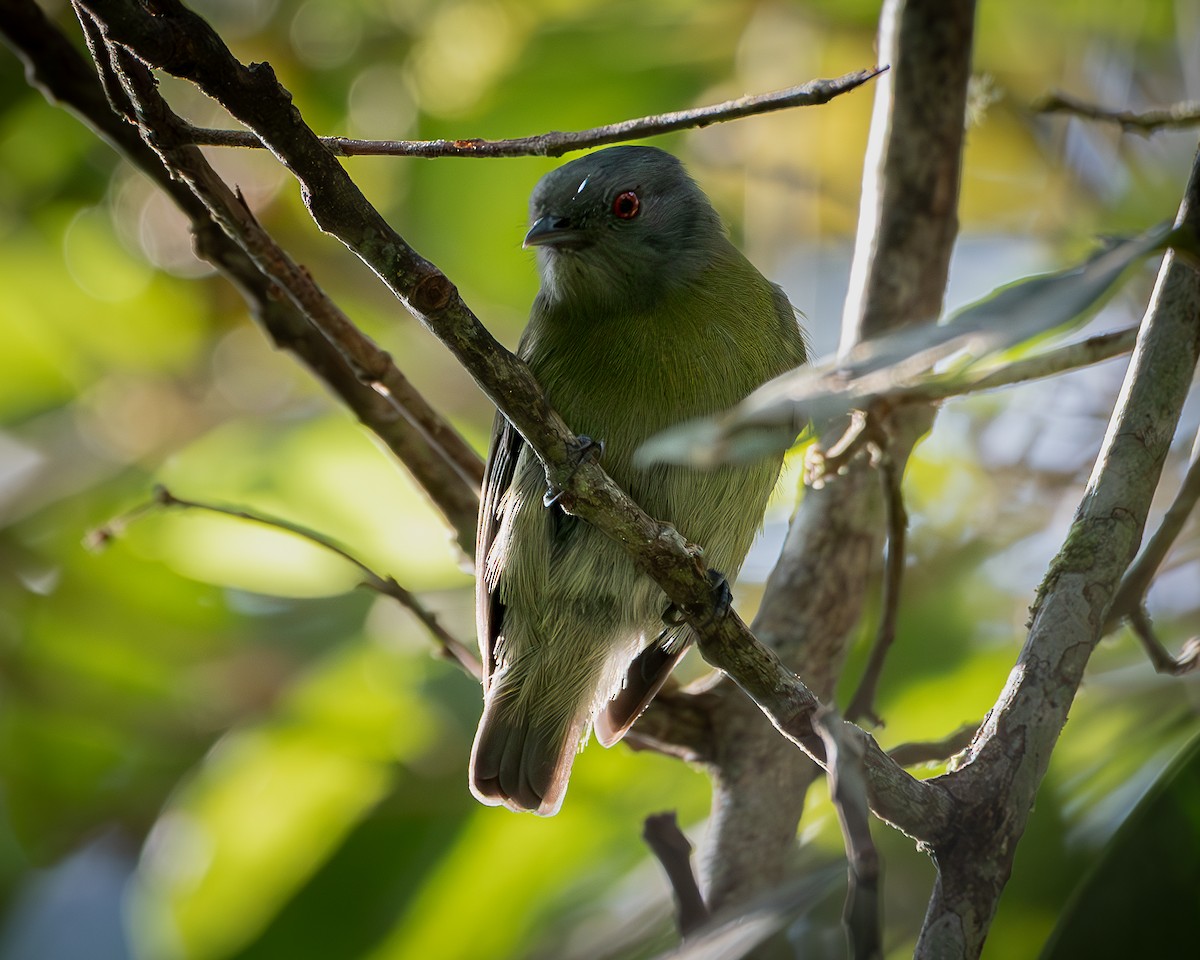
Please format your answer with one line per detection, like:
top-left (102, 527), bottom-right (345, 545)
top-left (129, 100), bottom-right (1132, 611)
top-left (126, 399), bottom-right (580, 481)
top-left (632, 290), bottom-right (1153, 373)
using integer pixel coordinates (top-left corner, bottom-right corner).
top-left (543, 435), bottom-right (605, 507)
top-left (663, 570), bottom-right (733, 626)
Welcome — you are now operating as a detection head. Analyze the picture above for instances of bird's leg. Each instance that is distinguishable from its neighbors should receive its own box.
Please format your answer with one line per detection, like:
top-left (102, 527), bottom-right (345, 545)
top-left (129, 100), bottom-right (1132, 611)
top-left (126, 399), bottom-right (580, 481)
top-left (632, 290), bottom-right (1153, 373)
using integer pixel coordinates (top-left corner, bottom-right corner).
top-left (543, 435), bottom-right (605, 507)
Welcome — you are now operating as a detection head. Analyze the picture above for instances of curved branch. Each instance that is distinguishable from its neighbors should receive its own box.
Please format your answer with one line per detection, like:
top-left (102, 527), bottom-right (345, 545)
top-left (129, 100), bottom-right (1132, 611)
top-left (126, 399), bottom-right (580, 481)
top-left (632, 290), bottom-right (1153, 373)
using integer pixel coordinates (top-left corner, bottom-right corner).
top-left (1126, 608), bottom-right (1200, 677)
top-left (643, 813), bottom-right (709, 938)
top-left (91, 486), bottom-right (482, 678)
top-left (890, 326), bottom-right (1138, 406)
top-left (887, 723), bottom-right (978, 767)
top-left (844, 423), bottom-right (909, 727)
top-left (815, 708), bottom-right (883, 960)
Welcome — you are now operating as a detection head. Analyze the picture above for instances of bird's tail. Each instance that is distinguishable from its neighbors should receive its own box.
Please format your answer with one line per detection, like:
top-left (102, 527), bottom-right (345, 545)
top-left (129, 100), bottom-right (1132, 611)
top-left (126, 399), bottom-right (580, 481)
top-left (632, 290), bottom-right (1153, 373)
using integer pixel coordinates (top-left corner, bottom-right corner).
top-left (469, 680), bottom-right (587, 817)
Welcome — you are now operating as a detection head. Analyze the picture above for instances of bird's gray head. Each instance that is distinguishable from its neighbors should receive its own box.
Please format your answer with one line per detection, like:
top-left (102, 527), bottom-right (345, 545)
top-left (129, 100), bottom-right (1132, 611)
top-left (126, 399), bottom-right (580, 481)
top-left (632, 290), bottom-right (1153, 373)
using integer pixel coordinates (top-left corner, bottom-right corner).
top-left (524, 146), bottom-right (726, 310)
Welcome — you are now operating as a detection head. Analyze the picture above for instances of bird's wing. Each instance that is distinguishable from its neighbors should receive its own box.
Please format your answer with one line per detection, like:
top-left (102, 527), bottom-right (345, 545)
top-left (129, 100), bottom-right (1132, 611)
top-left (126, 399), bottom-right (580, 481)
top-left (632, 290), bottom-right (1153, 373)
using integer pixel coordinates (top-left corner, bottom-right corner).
top-left (476, 410), bottom-right (524, 694)
top-left (594, 626), bottom-right (691, 747)
top-left (770, 280), bottom-right (810, 367)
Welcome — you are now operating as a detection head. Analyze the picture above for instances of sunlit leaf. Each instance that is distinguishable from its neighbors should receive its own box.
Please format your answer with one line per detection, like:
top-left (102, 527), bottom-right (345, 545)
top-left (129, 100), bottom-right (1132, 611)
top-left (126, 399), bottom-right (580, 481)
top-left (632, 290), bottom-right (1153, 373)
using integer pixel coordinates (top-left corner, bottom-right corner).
top-left (128, 641), bottom-right (436, 960)
top-left (1040, 731), bottom-right (1200, 959)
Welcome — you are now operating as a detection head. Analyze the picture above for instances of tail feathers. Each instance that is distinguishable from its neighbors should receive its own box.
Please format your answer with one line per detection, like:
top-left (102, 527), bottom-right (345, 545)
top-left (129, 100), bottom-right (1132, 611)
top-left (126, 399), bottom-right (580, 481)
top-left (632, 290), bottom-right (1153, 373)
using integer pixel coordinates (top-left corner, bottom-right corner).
top-left (470, 692), bottom-right (585, 817)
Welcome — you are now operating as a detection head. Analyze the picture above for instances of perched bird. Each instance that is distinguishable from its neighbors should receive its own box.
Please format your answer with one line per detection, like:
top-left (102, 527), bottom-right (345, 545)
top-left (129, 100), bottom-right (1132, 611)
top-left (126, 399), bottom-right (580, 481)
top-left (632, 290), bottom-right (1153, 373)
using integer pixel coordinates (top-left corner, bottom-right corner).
top-left (470, 145), bottom-right (807, 815)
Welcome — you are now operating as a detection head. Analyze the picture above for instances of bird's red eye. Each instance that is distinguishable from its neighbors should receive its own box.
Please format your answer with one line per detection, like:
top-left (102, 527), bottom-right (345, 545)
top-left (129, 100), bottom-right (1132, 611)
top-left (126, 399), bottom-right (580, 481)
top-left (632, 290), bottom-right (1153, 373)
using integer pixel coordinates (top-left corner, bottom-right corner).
top-left (612, 191), bottom-right (640, 219)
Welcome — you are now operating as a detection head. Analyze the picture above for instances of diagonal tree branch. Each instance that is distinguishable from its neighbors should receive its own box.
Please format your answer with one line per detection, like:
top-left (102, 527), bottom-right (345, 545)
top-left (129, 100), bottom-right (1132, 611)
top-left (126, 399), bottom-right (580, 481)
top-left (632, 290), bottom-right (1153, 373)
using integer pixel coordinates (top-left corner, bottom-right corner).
top-left (844, 421), bottom-right (909, 728)
top-left (75, 0), bottom-right (954, 843)
top-left (886, 723), bottom-right (978, 767)
top-left (82, 14), bottom-right (481, 492)
top-left (916, 141), bottom-right (1200, 959)
top-left (625, 685), bottom-right (720, 764)
top-left (887, 326), bottom-right (1138, 406)
top-left (1126, 608), bottom-right (1200, 677)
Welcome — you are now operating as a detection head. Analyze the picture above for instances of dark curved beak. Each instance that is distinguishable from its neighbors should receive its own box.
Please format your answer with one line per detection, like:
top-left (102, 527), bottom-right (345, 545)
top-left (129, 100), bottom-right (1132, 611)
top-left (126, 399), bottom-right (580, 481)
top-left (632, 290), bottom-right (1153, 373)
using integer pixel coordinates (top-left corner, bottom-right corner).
top-left (524, 215), bottom-right (587, 249)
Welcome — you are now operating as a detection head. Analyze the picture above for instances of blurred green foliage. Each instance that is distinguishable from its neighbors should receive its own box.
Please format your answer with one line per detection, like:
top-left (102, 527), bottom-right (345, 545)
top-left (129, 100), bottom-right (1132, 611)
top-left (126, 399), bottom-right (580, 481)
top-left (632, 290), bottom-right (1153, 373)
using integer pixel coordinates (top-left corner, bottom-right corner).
top-left (0, 1), bottom-right (1197, 958)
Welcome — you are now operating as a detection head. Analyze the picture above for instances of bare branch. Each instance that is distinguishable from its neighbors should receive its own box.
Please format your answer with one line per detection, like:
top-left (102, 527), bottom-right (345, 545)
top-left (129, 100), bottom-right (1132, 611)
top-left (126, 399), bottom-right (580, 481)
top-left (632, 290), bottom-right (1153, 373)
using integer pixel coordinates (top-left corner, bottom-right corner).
top-left (691, 605), bottom-right (956, 843)
top-left (1105, 426), bottom-right (1200, 631)
top-left (886, 723), bottom-right (978, 767)
top-left (890, 326), bottom-right (1138, 406)
top-left (845, 423), bottom-right (910, 727)
top-left (98, 31), bottom-right (482, 487)
top-left (815, 708), bottom-right (883, 960)
top-left (625, 686), bottom-right (719, 764)
top-left (89, 486), bottom-right (482, 679)
top-left (76, 0), bottom-right (568, 484)
top-left (1035, 90), bottom-right (1200, 135)
top-left (184, 69), bottom-right (885, 158)
top-left (841, 0), bottom-right (978, 345)
top-left (643, 813), bottom-right (710, 938)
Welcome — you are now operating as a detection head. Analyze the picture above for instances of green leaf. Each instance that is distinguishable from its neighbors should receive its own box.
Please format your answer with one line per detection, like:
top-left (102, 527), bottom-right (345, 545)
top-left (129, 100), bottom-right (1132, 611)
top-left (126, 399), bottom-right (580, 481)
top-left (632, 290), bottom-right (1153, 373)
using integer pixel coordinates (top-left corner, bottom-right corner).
top-left (1039, 730), bottom-right (1200, 959)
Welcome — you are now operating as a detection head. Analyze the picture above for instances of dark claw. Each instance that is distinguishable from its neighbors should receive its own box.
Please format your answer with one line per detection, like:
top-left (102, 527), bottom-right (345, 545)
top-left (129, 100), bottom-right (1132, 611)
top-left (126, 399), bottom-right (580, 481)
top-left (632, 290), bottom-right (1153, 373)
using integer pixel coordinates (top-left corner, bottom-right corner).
top-left (574, 435), bottom-right (605, 462)
top-left (669, 570), bottom-right (733, 625)
top-left (707, 570), bottom-right (733, 619)
top-left (543, 435), bottom-right (605, 508)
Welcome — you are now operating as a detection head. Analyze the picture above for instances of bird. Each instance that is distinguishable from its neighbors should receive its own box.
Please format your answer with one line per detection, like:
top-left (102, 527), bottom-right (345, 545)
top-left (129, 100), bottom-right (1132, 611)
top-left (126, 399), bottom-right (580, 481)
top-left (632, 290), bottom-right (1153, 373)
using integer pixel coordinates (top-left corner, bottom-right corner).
top-left (470, 145), bottom-right (807, 815)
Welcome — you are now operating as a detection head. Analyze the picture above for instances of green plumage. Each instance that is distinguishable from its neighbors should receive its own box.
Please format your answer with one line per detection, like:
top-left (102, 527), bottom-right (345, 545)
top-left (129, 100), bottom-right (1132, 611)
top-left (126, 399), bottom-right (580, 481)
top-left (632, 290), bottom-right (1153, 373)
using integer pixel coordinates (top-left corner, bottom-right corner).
top-left (471, 146), bottom-right (806, 815)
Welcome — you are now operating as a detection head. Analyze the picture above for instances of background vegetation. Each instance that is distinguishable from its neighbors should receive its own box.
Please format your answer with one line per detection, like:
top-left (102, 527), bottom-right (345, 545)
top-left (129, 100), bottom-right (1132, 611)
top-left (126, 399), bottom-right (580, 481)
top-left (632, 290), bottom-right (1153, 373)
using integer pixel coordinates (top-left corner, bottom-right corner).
top-left (0, 0), bottom-right (1197, 958)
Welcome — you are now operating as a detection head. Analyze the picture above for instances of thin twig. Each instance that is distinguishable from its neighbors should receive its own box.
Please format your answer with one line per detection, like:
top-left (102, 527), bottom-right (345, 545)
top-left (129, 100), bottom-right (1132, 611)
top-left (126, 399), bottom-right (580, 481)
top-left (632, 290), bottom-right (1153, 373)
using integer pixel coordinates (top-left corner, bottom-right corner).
top-left (1105, 425), bottom-right (1200, 632)
top-left (642, 812), bottom-right (709, 937)
top-left (890, 326), bottom-right (1138, 406)
top-left (1035, 91), bottom-right (1200, 135)
top-left (185, 69), bottom-right (886, 158)
top-left (89, 485), bottom-right (482, 679)
top-left (845, 418), bottom-right (909, 728)
top-left (1126, 608), bottom-right (1200, 677)
top-left (886, 723), bottom-right (978, 767)
top-left (806, 334), bottom-right (1137, 503)
top-left (814, 708), bottom-right (883, 960)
